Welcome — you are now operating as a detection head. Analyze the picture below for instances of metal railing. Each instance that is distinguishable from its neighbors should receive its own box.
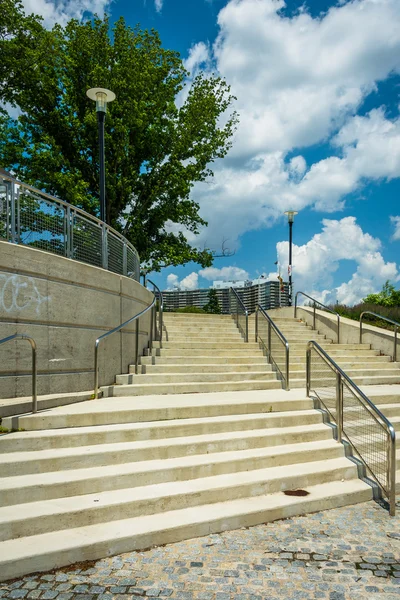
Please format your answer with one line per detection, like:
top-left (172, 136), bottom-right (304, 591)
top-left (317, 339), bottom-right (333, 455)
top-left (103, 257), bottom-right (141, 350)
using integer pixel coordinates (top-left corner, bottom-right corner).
top-left (295, 291), bottom-right (341, 343)
top-left (229, 287), bottom-right (248, 342)
top-left (0, 334), bottom-right (37, 413)
top-left (0, 174), bottom-right (140, 281)
top-left (255, 305), bottom-right (290, 390)
top-left (306, 340), bottom-right (396, 516)
top-left (94, 297), bottom-right (156, 398)
top-left (360, 311), bottom-right (400, 362)
top-left (147, 279), bottom-right (165, 350)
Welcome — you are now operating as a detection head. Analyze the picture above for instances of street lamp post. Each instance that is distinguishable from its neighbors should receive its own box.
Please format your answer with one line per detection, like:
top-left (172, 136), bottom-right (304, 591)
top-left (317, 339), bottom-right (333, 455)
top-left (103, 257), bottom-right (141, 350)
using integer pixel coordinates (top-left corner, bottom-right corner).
top-left (284, 210), bottom-right (298, 306)
top-left (86, 88), bottom-right (116, 224)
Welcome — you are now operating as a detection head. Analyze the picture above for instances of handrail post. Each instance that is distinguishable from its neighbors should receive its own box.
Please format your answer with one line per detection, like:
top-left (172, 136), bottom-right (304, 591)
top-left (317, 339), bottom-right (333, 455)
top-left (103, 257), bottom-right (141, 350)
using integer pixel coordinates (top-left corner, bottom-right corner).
top-left (337, 315), bottom-right (340, 344)
top-left (159, 296), bottom-right (163, 349)
top-left (149, 307), bottom-right (154, 354)
top-left (267, 321), bottom-right (272, 362)
top-left (359, 317), bottom-right (363, 345)
top-left (94, 341), bottom-right (100, 399)
top-left (245, 312), bottom-right (249, 343)
top-left (389, 430), bottom-right (396, 516)
top-left (255, 308), bottom-right (258, 343)
top-left (135, 318), bottom-right (140, 375)
top-left (394, 326), bottom-right (397, 363)
top-left (313, 302), bottom-right (316, 330)
top-left (31, 339), bottom-right (38, 413)
top-left (306, 346), bottom-right (311, 397)
top-left (285, 344), bottom-right (290, 391)
top-left (336, 372), bottom-right (343, 443)
top-left (294, 292), bottom-right (297, 318)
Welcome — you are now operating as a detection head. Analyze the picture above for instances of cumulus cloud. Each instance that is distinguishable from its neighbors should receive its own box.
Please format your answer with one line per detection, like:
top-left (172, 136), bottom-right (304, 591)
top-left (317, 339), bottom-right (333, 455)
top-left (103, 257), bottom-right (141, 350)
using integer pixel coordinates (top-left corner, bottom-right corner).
top-left (268, 217), bottom-right (398, 305)
top-left (154, 0), bottom-right (163, 13)
top-left (391, 216), bottom-right (400, 241)
top-left (21, 0), bottom-right (111, 27)
top-left (184, 42), bottom-right (210, 74)
top-left (166, 273), bottom-right (179, 289)
top-left (179, 272), bottom-right (199, 290)
top-left (199, 266), bottom-right (249, 281)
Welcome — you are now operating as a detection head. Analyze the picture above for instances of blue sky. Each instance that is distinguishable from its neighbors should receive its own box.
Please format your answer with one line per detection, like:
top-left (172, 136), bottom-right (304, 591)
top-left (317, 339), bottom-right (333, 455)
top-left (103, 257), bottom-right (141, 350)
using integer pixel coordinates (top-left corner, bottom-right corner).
top-left (24, 0), bottom-right (400, 304)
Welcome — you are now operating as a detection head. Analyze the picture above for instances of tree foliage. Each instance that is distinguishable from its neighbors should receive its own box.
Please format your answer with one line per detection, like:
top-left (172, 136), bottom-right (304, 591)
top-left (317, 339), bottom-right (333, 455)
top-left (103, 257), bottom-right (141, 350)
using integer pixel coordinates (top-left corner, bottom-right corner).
top-left (203, 288), bottom-right (221, 314)
top-left (0, 2), bottom-right (238, 271)
top-left (362, 281), bottom-right (400, 307)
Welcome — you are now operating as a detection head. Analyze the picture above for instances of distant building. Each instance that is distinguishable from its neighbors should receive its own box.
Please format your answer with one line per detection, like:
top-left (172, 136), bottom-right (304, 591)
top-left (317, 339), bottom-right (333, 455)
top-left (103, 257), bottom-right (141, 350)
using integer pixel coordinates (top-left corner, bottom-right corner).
top-left (163, 278), bottom-right (289, 313)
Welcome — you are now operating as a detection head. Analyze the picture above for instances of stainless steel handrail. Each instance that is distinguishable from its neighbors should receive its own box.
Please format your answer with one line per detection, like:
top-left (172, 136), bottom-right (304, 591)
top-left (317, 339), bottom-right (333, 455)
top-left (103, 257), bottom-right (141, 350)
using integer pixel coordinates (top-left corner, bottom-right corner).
top-left (0, 334), bottom-right (37, 413)
top-left (0, 174), bottom-right (140, 280)
top-left (94, 297), bottom-right (156, 398)
top-left (229, 287), bottom-right (249, 342)
top-left (255, 305), bottom-right (290, 390)
top-left (360, 311), bottom-right (400, 362)
top-left (306, 340), bottom-right (396, 516)
top-left (147, 279), bottom-right (164, 349)
top-left (295, 291), bottom-right (340, 343)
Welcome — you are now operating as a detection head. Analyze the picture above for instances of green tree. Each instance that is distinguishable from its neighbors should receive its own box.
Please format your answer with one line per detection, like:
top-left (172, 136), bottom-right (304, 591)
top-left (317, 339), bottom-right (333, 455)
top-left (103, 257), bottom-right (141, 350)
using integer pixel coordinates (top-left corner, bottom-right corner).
top-left (0, 4), bottom-right (238, 271)
top-left (363, 281), bottom-right (400, 307)
top-left (203, 288), bottom-right (221, 314)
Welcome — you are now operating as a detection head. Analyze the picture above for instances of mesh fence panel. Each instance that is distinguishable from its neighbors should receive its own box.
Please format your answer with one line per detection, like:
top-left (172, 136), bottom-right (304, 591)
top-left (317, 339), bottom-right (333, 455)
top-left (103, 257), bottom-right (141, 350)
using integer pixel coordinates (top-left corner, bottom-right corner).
top-left (18, 190), bottom-right (66, 255)
top-left (342, 380), bottom-right (389, 495)
top-left (71, 213), bottom-right (103, 268)
top-left (107, 231), bottom-right (124, 274)
top-left (127, 246), bottom-right (140, 281)
top-left (309, 348), bottom-right (337, 419)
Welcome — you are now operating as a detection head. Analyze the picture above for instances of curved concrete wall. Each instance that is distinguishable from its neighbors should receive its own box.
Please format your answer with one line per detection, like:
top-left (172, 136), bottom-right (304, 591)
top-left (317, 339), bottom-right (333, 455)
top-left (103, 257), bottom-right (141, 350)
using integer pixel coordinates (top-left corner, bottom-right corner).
top-left (0, 241), bottom-right (153, 398)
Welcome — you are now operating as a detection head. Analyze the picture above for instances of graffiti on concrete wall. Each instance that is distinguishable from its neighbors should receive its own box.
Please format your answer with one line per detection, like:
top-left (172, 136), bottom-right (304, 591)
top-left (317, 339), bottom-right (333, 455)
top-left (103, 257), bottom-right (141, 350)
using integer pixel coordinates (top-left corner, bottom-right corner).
top-left (0, 274), bottom-right (50, 315)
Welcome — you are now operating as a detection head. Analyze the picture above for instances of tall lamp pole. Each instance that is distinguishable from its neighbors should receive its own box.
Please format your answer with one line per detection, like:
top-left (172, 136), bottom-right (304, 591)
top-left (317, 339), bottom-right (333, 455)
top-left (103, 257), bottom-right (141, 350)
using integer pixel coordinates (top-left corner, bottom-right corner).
top-left (86, 88), bottom-right (116, 224)
top-left (284, 210), bottom-right (298, 306)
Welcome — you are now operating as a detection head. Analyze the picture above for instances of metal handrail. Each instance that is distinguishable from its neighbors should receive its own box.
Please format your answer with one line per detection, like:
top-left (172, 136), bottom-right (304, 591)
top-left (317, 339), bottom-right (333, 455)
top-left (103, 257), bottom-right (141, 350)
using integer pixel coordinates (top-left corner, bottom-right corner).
top-left (0, 334), bottom-right (37, 413)
top-left (360, 311), bottom-right (400, 362)
top-left (147, 279), bottom-right (165, 349)
top-left (229, 287), bottom-right (249, 342)
top-left (0, 174), bottom-right (140, 280)
top-left (94, 297), bottom-right (156, 398)
top-left (306, 340), bottom-right (396, 516)
top-left (295, 291), bottom-right (340, 343)
top-left (255, 305), bottom-right (290, 390)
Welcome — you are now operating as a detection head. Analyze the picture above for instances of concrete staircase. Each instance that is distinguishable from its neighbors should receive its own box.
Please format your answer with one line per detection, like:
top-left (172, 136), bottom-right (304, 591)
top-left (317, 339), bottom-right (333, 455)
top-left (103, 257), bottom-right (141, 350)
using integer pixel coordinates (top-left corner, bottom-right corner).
top-left (0, 389), bottom-right (377, 581)
top-left (262, 316), bottom-right (400, 388)
top-left (102, 313), bottom-right (282, 397)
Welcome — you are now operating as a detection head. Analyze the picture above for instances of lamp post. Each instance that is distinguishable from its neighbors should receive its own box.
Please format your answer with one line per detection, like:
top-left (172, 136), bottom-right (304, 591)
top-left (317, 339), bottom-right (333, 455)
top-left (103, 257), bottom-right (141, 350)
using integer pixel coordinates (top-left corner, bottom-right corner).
top-left (86, 88), bottom-right (116, 224)
top-left (284, 210), bottom-right (298, 306)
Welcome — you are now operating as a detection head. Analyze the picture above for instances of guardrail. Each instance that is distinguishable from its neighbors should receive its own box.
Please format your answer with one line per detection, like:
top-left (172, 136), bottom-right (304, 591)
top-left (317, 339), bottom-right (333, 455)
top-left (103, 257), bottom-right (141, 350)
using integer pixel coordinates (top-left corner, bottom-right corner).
top-left (0, 334), bottom-right (37, 413)
top-left (255, 305), bottom-right (290, 390)
top-left (306, 340), bottom-right (396, 516)
top-left (360, 311), bottom-right (400, 362)
top-left (147, 279), bottom-right (165, 349)
top-left (0, 174), bottom-right (140, 281)
top-left (229, 287), bottom-right (248, 342)
top-left (94, 297), bottom-right (156, 398)
top-left (295, 291), bottom-right (340, 343)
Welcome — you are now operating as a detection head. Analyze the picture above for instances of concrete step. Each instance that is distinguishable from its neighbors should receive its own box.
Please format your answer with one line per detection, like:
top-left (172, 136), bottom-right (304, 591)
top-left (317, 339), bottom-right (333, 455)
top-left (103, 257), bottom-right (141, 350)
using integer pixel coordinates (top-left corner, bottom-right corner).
top-left (0, 457), bottom-right (360, 542)
top-left (115, 372), bottom-right (277, 385)
top-left (139, 363), bottom-right (272, 374)
top-left (104, 379), bottom-right (282, 397)
top-left (0, 439), bottom-right (343, 507)
top-left (140, 355), bottom-right (264, 365)
top-left (288, 356), bottom-right (392, 367)
top-left (157, 349), bottom-right (264, 357)
top-left (3, 392), bottom-right (314, 430)
top-left (161, 342), bottom-right (259, 350)
top-left (166, 335), bottom-right (243, 342)
top-left (0, 422), bottom-right (333, 476)
top-left (0, 409), bottom-right (325, 453)
top-left (0, 391), bottom-right (93, 419)
top-left (0, 478), bottom-right (372, 582)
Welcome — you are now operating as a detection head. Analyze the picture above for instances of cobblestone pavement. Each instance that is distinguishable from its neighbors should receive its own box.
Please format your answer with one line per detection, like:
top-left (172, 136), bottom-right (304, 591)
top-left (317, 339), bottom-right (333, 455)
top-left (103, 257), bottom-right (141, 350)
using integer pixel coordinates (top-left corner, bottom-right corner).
top-left (1, 496), bottom-right (400, 600)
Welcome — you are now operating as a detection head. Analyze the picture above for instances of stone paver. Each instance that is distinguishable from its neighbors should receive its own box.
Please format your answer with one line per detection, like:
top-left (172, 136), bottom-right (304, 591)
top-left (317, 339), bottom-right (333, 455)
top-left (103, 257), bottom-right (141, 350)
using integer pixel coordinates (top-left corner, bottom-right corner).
top-left (1, 496), bottom-right (399, 600)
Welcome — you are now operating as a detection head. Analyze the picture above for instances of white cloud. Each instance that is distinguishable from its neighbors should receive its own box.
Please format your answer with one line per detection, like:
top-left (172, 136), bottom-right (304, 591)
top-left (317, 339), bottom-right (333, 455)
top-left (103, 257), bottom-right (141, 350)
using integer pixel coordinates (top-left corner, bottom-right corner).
top-left (179, 272), bottom-right (199, 290)
top-left (155, 0), bottom-right (163, 13)
top-left (391, 216), bottom-right (400, 241)
top-left (166, 273), bottom-right (179, 289)
top-left (21, 0), bottom-right (111, 27)
top-left (184, 42), bottom-right (210, 74)
top-left (268, 217), bottom-right (398, 305)
top-left (199, 266), bottom-right (249, 281)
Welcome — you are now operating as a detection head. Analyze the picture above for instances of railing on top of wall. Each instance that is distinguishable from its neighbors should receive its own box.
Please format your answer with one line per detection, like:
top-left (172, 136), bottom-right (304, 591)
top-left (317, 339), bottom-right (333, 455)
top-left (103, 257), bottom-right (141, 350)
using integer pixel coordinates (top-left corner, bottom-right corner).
top-left (295, 291), bottom-right (341, 343)
top-left (0, 174), bottom-right (140, 281)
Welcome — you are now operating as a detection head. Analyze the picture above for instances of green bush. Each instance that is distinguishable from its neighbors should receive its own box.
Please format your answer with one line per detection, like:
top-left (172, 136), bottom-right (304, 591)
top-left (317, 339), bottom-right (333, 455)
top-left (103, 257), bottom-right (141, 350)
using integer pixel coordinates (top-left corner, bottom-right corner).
top-left (175, 306), bottom-right (206, 313)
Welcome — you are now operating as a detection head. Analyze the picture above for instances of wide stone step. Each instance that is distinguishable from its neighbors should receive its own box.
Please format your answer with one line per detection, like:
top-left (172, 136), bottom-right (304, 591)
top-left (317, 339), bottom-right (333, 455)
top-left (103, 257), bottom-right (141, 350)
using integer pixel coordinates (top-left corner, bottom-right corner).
top-left (0, 457), bottom-right (359, 542)
top-left (0, 409), bottom-right (323, 453)
top-left (104, 379), bottom-right (282, 396)
top-left (0, 477), bottom-right (372, 582)
top-left (0, 438), bottom-right (343, 507)
top-left (157, 349), bottom-right (264, 357)
top-left (115, 371), bottom-right (277, 385)
top-left (140, 363), bottom-right (272, 374)
top-left (166, 335), bottom-right (243, 342)
top-left (162, 342), bottom-right (259, 349)
top-left (140, 355), bottom-right (264, 365)
top-left (0, 422), bottom-right (332, 476)
top-left (166, 326), bottom-right (240, 333)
